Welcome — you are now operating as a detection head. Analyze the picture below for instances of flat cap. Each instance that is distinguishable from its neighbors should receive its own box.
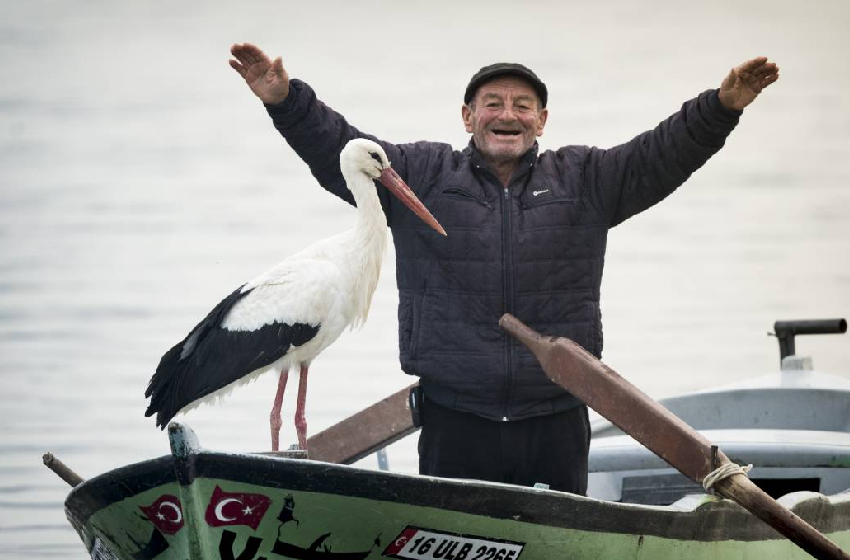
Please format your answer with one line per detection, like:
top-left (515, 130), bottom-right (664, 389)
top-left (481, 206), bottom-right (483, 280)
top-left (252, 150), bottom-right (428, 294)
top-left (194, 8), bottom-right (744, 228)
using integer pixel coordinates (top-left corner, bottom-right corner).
top-left (464, 62), bottom-right (548, 108)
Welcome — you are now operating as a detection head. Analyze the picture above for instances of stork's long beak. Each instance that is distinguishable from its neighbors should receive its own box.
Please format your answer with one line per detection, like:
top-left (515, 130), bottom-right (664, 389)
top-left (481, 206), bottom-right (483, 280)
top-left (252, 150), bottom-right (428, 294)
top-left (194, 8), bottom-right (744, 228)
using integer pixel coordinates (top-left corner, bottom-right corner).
top-left (380, 167), bottom-right (447, 236)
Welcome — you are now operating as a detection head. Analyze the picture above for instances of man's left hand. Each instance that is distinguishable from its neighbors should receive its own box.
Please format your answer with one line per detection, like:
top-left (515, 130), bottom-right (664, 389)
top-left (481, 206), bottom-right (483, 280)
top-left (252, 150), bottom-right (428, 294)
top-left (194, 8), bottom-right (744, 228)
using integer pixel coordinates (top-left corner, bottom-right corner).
top-left (718, 56), bottom-right (779, 111)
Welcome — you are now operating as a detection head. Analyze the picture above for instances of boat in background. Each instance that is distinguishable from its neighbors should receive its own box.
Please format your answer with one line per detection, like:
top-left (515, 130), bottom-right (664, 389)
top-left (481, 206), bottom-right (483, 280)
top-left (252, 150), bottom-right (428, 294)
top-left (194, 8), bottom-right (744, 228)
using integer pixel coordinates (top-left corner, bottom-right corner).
top-left (588, 319), bottom-right (850, 506)
top-left (56, 319), bottom-right (850, 559)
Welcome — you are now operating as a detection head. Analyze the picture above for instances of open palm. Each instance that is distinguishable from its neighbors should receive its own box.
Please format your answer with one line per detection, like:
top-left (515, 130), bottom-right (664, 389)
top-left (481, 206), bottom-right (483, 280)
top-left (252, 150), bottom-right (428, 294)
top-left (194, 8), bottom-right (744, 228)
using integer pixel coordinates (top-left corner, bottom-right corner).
top-left (718, 56), bottom-right (779, 111)
top-left (229, 43), bottom-right (289, 105)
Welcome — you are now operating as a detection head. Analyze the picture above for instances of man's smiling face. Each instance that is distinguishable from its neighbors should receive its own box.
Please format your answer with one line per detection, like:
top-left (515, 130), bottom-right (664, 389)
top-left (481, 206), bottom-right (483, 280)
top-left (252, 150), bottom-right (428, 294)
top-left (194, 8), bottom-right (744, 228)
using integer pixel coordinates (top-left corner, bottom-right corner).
top-left (462, 75), bottom-right (548, 166)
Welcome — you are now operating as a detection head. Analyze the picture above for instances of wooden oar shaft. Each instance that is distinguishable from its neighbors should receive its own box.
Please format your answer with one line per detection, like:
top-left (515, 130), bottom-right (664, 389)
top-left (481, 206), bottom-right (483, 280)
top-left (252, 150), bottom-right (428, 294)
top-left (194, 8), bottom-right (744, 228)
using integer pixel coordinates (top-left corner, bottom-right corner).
top-left (499, 313), bottom-right (850, 560)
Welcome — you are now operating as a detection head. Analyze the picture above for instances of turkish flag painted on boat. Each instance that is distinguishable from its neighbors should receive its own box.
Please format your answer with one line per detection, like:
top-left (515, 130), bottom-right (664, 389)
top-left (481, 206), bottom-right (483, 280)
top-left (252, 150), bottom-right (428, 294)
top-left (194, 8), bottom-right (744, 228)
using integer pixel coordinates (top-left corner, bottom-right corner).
top-left (384, 527), bottom-right (420, 555)
top-left (139, 494), bottom-right (184, 535)
top-left (204, 486), bottom-right (271, 530)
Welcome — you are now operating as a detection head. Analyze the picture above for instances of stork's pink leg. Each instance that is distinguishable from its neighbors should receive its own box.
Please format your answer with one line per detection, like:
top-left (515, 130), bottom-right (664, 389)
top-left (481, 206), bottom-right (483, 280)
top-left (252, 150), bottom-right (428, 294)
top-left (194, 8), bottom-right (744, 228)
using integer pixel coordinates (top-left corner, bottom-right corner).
top-left (270, 370), bottom-right (289, 452)
top-left (294, 364), bottom-right (309, 450)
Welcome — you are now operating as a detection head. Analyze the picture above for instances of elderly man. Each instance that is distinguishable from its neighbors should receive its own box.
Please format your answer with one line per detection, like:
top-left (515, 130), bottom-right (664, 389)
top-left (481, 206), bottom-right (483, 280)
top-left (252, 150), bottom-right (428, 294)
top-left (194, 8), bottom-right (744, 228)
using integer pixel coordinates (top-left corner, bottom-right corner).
top-left (229, 44), bottom-right (778, 493)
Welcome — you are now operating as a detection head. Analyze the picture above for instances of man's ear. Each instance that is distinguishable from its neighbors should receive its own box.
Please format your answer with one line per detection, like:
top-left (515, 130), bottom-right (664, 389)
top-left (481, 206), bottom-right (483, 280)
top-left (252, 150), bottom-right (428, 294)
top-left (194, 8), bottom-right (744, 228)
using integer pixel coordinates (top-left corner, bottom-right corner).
top-left (461, 104), bottom-right (473, 133)
top-left (536, 108), bottom-right (549, 137)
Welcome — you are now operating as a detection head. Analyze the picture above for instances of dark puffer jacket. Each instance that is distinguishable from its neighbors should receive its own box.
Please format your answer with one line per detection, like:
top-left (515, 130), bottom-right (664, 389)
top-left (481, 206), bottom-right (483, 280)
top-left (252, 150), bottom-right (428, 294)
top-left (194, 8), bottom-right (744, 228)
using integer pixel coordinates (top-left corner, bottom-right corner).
top-left (266, 80), bottom-right (741, 421)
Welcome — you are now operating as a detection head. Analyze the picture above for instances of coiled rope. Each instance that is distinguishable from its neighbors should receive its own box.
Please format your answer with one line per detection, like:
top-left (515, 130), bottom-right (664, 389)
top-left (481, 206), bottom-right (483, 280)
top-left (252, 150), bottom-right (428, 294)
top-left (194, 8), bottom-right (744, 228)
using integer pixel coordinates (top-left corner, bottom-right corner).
top-left (702, 462), bottom-right (753, 491)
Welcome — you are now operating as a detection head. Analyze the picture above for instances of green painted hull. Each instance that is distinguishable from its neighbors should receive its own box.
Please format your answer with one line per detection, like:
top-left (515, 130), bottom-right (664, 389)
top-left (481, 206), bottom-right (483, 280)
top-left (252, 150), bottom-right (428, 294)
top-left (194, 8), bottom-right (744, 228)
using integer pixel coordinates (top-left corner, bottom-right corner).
top-left (66, 423), bottom-right (850, 560)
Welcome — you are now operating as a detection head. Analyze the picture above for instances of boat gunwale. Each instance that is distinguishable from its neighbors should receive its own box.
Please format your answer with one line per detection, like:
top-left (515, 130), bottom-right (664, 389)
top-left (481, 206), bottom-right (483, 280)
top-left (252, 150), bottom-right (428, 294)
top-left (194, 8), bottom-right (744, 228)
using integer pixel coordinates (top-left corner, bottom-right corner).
top-left (64, 450), bottom-right (850, 543)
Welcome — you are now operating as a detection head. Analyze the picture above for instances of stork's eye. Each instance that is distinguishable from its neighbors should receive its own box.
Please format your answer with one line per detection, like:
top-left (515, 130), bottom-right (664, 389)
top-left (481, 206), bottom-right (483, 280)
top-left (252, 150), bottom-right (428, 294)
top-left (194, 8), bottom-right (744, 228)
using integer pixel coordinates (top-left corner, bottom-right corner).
top-left (368, 152), bottom-right (382, 164)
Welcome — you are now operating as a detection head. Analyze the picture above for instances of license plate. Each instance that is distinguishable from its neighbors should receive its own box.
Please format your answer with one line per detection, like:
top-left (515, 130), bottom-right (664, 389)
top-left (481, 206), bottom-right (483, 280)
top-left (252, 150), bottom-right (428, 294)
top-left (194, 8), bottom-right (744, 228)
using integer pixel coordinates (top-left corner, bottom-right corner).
top-left (384, 526), bottom-right (525, 560)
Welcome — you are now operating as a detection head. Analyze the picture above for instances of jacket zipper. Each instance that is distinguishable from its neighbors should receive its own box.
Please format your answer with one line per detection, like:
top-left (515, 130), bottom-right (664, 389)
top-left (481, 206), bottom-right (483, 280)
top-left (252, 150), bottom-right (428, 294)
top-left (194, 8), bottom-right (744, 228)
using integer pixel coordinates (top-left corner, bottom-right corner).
top-left (476, 162), bottom-right (527, 422)
top-left (499, 163), bottom-right (534, 420)
top-left (501, 185), bottom-right (513, 421)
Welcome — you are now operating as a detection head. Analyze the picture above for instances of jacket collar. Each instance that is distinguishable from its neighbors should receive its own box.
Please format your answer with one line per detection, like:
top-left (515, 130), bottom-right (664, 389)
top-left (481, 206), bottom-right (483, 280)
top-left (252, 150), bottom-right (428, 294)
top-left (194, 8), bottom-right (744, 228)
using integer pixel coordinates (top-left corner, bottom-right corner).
top-left (463, 139), bottom-right (539, 184)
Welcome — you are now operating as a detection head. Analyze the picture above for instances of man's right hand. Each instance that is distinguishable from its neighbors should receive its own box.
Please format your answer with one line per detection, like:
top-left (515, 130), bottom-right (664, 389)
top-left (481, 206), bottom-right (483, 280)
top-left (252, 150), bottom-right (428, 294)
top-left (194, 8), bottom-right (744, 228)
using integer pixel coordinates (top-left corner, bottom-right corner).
top-left (229, 43), bottom-right (289, 105)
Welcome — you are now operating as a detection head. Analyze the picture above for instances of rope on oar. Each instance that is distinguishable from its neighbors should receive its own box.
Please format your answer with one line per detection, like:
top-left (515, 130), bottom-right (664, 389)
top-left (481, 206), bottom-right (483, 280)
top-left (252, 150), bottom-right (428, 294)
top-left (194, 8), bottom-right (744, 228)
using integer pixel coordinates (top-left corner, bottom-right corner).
top-left (703, 462), bottom-right (753, 491)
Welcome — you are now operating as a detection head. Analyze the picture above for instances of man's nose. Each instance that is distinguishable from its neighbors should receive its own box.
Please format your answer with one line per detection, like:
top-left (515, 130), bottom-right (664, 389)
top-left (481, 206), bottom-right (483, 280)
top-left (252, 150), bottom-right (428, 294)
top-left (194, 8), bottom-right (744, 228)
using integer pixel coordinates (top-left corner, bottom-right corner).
top-left (497, 106), bottom-right (518, 120)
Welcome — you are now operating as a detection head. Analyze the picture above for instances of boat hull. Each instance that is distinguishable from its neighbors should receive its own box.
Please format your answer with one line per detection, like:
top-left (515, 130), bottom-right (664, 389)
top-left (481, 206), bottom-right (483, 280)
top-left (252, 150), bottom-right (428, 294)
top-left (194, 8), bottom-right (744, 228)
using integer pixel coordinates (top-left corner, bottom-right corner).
top-left (65, 425), bottom-right (850, 560)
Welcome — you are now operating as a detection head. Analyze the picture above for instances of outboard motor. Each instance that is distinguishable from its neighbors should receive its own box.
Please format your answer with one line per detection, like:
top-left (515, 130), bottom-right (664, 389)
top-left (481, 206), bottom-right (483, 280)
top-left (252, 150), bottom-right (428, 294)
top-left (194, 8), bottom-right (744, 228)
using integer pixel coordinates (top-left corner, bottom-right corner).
top-left (772, 318), bottom-right (847, 362)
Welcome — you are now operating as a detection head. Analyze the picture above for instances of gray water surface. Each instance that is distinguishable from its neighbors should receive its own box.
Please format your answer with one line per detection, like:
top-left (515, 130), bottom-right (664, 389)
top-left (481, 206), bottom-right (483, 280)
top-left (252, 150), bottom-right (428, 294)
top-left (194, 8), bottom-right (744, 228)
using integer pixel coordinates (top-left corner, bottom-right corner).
top-left (1, 1), bottom-right (849, 557)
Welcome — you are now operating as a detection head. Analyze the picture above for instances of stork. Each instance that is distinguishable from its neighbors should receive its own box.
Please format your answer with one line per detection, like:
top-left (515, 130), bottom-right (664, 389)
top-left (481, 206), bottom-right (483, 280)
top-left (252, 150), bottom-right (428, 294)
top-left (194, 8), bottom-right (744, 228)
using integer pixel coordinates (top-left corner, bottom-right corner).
top-left (144, 139), bottom-right (446, 451)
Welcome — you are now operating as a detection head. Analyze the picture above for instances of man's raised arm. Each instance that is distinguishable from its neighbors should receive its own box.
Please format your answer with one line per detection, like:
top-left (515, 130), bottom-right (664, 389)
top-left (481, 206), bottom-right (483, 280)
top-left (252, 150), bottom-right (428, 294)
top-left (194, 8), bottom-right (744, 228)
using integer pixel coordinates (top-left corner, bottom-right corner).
top-left (228, 43), bottom-right (408, 212)
top-left (584, 56), bottom-right (780, 227)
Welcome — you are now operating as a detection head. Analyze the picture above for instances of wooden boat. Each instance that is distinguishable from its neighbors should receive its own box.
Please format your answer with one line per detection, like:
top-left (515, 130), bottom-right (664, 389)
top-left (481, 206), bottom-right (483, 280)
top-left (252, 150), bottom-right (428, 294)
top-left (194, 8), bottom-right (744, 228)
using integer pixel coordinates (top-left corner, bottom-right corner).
top-left (56, 319), bottom-right (850, 559)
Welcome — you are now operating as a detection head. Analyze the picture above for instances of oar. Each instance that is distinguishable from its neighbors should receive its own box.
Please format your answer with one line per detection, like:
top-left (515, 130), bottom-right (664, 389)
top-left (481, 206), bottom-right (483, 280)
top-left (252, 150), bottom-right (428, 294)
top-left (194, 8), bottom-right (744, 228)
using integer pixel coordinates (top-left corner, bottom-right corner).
top-left (307, 383), bottom-right (418, 464)
top-left (43, 452), bottom-right (84, 487)
top-left (499, 313), bottom-right (850, 560)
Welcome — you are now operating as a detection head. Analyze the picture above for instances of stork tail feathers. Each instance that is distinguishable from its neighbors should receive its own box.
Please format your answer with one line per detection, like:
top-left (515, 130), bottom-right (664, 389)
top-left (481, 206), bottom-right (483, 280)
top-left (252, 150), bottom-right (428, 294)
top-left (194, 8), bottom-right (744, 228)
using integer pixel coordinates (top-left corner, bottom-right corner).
top-left (144, 285), bottom-right (321, 429)
top-left (144, 286), bottom-right (250, 428)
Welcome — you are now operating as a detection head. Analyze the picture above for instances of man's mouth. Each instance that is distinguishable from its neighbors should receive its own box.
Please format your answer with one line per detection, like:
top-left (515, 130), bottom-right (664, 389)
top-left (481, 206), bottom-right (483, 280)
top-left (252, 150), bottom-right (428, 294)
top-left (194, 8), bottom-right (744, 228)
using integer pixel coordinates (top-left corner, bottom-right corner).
top-left (491, 129), bottom-right (521, 136)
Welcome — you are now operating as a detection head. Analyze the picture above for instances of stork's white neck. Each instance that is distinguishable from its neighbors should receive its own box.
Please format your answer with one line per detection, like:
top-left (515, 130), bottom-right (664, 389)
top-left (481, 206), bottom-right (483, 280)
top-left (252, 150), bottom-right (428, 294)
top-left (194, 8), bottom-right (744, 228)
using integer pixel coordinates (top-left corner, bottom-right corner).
top-left (339, 169), bottom-right (388, 327)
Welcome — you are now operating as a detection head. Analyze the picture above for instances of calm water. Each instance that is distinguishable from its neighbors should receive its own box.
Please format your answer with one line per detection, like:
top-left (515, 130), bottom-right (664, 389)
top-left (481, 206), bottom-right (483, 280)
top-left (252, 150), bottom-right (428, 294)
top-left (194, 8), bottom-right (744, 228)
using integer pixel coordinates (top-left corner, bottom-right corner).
top-left (1, 1), bottom-right (849, 557)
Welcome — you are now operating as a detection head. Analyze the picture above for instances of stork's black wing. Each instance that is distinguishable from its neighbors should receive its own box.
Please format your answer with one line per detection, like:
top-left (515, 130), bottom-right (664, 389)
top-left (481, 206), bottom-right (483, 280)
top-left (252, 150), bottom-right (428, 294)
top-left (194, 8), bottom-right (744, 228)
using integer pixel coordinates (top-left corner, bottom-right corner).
top-left (144, 285), bottom-right (319, 428)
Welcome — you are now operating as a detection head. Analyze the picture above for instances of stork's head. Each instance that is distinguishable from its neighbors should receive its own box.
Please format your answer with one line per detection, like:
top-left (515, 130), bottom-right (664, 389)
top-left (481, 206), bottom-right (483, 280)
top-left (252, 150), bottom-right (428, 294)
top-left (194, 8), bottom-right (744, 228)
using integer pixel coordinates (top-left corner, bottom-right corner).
top-left (341, 138), bottom-right (391, 179)
top-left (341, 139), bottom-right (446, 236)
